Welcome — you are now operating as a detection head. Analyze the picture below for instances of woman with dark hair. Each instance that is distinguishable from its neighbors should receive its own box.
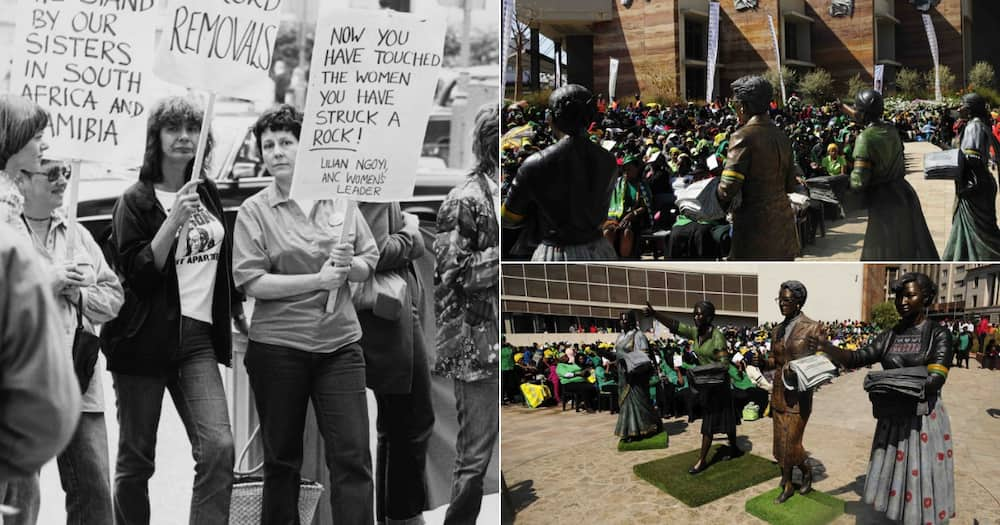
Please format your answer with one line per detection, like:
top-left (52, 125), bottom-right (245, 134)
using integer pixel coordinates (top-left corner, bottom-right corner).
top-left (604, 155), bottom-right (653, 258)
top-left (717, 75), bottom-right (799, 260)
top-left (232, 104), bottom-right (378, 525)
top-left (614, 311), bottom-right (661, 441)
top-left (102, 95), bottom-right (242, 524)
top-left (943, 92), bottom-right (1000, 260)
top-left (0, 95), bottom-right (49, 234)
top-left (502, 84), bottom-right (618, 260)
top-left (434, 103), bottom-right (500, 524)
top-left (809, 272), bottom-right (955, 524)
top-left (645, 300), bottom-right (742, 474)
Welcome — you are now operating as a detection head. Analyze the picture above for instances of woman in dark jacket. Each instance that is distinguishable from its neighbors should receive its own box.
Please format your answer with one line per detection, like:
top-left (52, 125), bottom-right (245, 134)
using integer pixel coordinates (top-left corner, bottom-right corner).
top-left (101, 96), bottom-right (245, 524)
top-left (809, 272), bottom-right (954, 525)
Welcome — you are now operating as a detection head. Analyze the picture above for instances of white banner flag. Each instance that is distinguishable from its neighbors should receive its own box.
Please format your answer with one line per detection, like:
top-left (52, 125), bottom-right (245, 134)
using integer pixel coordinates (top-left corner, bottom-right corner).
top-left (502, 0), bottom-right (514, 89)
top-left (289, 8), bottom-right (446, 202)
top-left (609, 58), bottom-right (619, 100)
top-left (922, 14), bottom-right (941, 101)
top-left (10, 0), bottom-right (160, 166)
top-left (873, 64), bottom-right (885, 93)
top-left (767, 15), bottom-right (786, 104)
top-left (706, 2), bottom-right (720, 102)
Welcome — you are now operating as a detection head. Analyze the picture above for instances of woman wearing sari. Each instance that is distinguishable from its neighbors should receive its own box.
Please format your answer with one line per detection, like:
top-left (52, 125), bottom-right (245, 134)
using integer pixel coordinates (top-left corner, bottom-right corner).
top-left (614, 311), bottom-right (661, 442)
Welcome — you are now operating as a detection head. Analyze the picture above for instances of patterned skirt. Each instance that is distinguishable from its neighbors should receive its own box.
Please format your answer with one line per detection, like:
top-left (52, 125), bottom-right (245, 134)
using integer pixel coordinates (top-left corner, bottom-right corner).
top-left (863, 398), bottom-right (955, 524)
top-left (530, 238), bottom-right (618, 261)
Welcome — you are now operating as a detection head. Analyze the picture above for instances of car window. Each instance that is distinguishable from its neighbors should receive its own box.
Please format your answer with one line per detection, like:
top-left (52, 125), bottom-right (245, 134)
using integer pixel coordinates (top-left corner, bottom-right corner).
top-left (231, 129), bottom-right (266, 180)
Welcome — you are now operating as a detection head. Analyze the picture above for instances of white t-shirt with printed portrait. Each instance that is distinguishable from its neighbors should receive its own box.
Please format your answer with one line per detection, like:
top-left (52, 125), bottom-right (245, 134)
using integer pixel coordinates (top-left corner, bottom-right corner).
top-left (157, 189), bottom-right (225, 323)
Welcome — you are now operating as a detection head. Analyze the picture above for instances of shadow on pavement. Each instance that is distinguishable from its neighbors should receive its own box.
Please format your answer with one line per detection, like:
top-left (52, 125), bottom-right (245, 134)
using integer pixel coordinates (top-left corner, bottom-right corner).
top-left (987, 408), bottom-right (1000, 418)
top-left (508, 479), bottom-right (538, 514)
top-left (662, 419), bottom-right (689, 436)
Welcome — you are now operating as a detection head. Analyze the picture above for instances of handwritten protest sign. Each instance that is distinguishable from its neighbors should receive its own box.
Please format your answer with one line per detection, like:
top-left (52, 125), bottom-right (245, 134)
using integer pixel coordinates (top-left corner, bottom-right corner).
top-left (153, 0), bottom-right (281, 100)
top-left (289, 7), bottom-right (446, 202)
top-left (9, 0), bottom-right (159, 166)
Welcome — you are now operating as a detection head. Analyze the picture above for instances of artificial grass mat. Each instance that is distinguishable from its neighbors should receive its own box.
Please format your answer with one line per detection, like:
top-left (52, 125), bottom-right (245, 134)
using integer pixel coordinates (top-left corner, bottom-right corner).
top-left (617, 431), bottom-right (668, 451)
top-left (745, 487), bottom-right (844, 525)
top-left (632, 445), bottom-right (780, 507)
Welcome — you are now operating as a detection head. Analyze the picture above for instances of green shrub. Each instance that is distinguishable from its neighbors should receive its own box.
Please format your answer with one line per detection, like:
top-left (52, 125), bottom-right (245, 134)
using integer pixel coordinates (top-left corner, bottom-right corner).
top-left (895, 68), bottom-right (924, 99)
top-left (969, 61), bottom-right (996, 90)
top-left (763, 66), bottom-right (799, 101)
top-left (924, 65), bottom-right (957, 97)
top-left (974, 86), bottom-right (1000, 108)
top-left (845, 73), bottom-right (867, 100)
top-left (799, 68), bottom-right (835, 105)
top-left (871, 301), bottom-right (901, 330)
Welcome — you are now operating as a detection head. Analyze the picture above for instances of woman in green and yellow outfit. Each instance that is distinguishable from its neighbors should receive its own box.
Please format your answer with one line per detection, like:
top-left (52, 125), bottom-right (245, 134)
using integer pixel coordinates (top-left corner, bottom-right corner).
top-left (603, 155), bottom-right (653, 258)
top-left (646, 300), bottom-right (742, 474)
top-left (556, 350), bottom-right (596, 412)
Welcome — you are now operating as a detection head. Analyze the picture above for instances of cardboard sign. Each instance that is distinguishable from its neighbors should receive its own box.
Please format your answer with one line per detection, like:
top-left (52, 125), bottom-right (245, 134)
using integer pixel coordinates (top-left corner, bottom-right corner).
top-left (9, 0), bottom-right (159, 166)
top-left (153, 0), bottom-right (280, 99)
top-left (289, 8), bottom-right (446, 202)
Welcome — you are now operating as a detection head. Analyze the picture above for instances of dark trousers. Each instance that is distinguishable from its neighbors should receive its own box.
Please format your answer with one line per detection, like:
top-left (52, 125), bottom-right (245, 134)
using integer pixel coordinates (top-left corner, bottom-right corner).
top-left (443, 377), bottom-right (499, 525)
top-left (559, 381), bottom-right (597, 410)
top-left (501, 369), bottom-right (521, 403)
top-left (374, 335), bottom-right (434, 524)
top-left (246, 340), bottom-right (373, 525)
top-left (113, 318), bottom-right (234, 525)
top-left (732, 387), bottom-right (770, 420)
top-left (58, 412), bottom-right (113, 525)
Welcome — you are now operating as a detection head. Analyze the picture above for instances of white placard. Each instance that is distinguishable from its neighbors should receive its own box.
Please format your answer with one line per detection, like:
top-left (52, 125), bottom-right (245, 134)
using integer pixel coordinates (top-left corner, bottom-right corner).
top-left (609, 57), bottom-right (619, 100)
top-left (153, 0), bottom-right (280, 99)
top-left (289, 8), bottom-right (446, 202)
top-left (874, 64), bottom-right (885, 93)
top-left (9, 0), bottom-right (158, 166)
top-left (673, 354), bottom-right (683, 367)
top-left (922, 14), bottom-right (941, 101)
top-left (706, 2), bottom-right (720, 102)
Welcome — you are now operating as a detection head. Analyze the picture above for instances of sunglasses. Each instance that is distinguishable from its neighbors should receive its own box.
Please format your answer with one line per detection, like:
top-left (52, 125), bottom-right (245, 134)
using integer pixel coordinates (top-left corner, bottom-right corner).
top-left (23, 165), bottom-right (71, 182)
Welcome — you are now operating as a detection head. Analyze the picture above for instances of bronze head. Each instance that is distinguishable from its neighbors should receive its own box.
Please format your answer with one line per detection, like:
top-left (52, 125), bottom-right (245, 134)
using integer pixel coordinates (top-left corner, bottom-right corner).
top-left (853, 89), bottom-right (884, 126)
top-left (891, 272), bottom-right (937, 323)
top-left (693, 301), bottom-right (716, 329)
top-left (778, 280), bottom-right (807, 319)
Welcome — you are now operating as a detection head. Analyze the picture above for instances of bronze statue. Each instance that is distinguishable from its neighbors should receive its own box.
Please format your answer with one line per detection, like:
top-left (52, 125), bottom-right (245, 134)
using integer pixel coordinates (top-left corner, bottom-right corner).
top-left (501, 84), bottom-right (618, 260)
top-left (717, 75), bottom-right (799, 260)
top-left (808, 273), bottom-right (955, 523)
top-left (846, 89), bottom-right (938, 260)
top-left (765, 281), bottom-right (826, 504)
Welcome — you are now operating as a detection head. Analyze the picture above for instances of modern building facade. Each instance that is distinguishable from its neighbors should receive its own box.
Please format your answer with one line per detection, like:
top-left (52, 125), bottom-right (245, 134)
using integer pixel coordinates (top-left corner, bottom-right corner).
top-left (515, 0), bottom-right (1000, 102)
top-left (501, 263), bottom-right (760, 335)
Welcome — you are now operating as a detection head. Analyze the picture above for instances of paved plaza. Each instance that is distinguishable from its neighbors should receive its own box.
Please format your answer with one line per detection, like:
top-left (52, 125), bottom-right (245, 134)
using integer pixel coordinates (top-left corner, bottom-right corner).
top-left (502, 359), bottom-right (1000, 524)
top-left (800, 141), bottom-right (999, 261)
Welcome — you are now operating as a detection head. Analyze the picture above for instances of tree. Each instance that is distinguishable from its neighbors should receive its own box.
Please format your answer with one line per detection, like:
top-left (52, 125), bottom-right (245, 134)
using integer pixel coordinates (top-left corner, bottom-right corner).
top-left (636, 61), bottom-right (679, 104)
top-left (969, 61), bottom-right (996, 90)
top-left (762, 66), bottom-right (799, 102)
top-left (895, 68), bottom-right (923, 99)
top-left (871, 301), bottom-right (901, 330)
top-left (799, 68), bottom-right (835, 105)
top-left (924, 65), bottom-right (957, 97)
top-left (444, 26), bottom-right (500, 67)
top-left (509, 20), bottom-right (530, 100)
top-left (845, 73), bottom-right (867, 100)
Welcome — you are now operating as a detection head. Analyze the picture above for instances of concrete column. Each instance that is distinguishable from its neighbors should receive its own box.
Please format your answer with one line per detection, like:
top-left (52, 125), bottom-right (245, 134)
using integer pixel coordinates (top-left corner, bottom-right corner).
top-left (530, 27), bottom-right (541, 91)
top-left (566, 35), bottom-right (594, 91)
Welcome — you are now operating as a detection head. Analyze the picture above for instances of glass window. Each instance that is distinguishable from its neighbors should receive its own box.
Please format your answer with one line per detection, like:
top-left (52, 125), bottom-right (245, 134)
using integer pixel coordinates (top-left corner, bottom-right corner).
top-left (567, 264), bottom-right (588, 283)
top-left (523, 265), bottom-right (545, 280)
top-left (628, 269), bottom-right (647, 287)
top-left (666, 272), bottom-right (684, 290)
top-left (648, 271), bottom-right (666, 289)
top-left (569, 283), bottom-right (589, 301)
top-left (685, 273), bottom-right (704, 291)
top-left (525, 280), bottom-right (547, 298)
top-left (685, 17), bottom-right (706, 60)
top-left (548, 282), bottom-right (569, 300)
top-left (685, 66), bottom-right (706, 101)
top-left (608, 267), bottom-right (627, 286)
top-left (503, 277), bottom-right (526, 296)
top-left (590, 285), bottom-right (610, 303)
top-left (785, 22), bottom-right (799, 60)
top-left (705, 274), bottom-right (723, 292)
top-left (589, 266), bottom-right (609, 284)
top-left (610, 286), bottom-right (629, 304)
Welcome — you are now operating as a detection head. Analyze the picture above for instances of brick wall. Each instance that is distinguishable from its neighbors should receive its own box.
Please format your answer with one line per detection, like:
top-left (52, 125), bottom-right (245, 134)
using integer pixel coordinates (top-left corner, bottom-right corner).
top-left (593, 0), bottom-right (679, 102)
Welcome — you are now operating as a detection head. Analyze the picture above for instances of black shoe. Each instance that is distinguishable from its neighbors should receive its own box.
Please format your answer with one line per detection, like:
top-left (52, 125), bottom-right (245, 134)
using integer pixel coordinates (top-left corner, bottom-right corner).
top-left (774, 485), bottom-right (795, 504)
top-left (799, 469), bottom-right (813, 495)
top-left (723, 446), bottom-right (744, 460)
top-left (688, 462), bottom-right (707, 475)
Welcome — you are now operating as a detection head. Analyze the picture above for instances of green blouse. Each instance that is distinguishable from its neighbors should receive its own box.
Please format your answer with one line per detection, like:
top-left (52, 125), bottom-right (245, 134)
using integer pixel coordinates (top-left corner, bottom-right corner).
top-left (728, 364), bottom-right (754, 390)
top-left (675, 322), bottom-right (728, 364)
top-left (556, 362), bottom-right (586, 384)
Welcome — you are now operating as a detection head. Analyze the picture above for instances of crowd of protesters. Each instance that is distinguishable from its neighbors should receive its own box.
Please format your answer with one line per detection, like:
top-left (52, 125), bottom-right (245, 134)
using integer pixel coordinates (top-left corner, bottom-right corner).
top-left (0, 92), bottom-right (499, 525)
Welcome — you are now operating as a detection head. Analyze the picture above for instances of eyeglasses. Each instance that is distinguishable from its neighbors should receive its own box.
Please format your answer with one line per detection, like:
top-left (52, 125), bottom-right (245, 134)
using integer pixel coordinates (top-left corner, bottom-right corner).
top-left (25, 165), bottom-right (70, 183)
top-left (774, 297), bottom-right (796, 305)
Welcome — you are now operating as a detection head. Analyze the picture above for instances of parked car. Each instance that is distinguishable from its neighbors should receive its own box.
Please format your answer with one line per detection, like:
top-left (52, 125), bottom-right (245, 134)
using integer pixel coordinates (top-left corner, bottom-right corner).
top-left (78, 119), bottom-right (466, 262)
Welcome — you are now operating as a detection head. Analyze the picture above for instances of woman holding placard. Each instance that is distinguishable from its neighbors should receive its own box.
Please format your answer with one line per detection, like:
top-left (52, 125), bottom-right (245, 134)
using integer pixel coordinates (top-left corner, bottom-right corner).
top-left (232, 104), bottom-right (379, 525)
top-left (102, 96), bottom-right (244, 524)
top-left (433, 103), bottom-right (500, 525)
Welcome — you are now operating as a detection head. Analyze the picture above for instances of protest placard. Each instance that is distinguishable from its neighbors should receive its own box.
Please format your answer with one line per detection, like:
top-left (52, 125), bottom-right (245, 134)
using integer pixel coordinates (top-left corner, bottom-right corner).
top-left (9, 0), bottom-right (159, 167)
top-left (153, 0), bottom-right (281, 101)
top-left (289, 7), bottom-right (446, 203)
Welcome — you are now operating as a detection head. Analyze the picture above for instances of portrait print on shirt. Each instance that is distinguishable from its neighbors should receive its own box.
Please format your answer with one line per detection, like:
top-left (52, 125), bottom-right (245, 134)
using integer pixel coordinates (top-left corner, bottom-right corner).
top-left (178, 208), bottom-right (225, 264)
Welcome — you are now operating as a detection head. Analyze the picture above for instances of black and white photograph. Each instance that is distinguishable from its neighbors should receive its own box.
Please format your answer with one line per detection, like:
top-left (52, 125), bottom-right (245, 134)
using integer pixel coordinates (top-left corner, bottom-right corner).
top-left (0, 0), bottom-right (500, 523)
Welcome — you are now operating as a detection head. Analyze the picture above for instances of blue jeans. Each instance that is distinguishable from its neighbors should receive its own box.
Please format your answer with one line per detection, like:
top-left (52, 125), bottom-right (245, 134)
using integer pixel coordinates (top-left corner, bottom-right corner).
top-left (245, 340), bottom-right (373, 525)
top-left (443, 377), bottom-right (499, 525)
top-left (112, 318), bottom-right (234, 525)
top-left (58, 412), bottom-right (113, 525)
top-left (0, 476), bottom-right (39, 525)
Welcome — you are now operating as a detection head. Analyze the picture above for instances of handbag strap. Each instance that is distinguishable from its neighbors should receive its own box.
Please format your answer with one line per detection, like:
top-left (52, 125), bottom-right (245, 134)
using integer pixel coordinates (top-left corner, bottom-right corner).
top-left (234, 425), bottom-right (264, 476)
top-left (76, 295), bottom-right (84, 329)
